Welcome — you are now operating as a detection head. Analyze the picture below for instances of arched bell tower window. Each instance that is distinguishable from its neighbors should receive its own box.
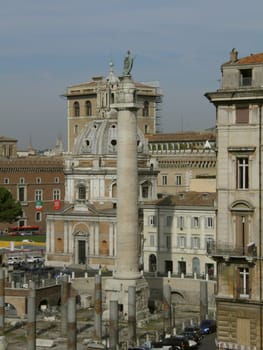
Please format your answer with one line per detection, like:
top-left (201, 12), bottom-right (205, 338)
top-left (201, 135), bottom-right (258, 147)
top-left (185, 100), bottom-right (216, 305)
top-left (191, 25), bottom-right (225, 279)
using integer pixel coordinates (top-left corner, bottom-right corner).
top-left (85, 100), bottom-right (92, 116)
top-left (73, 101), bottom-right (80, 117)
top-left (143, 101), bottom-right (149, 117)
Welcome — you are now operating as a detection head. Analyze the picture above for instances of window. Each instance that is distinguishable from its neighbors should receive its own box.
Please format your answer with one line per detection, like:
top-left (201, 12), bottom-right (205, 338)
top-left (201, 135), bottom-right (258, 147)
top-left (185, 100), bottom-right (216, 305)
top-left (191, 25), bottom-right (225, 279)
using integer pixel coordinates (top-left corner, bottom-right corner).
top-left (142, 101), bottom-right (149, 116)
top-left (165, 235), bottom-right (171, 249)
top-left (18, 187), bottom-right (26, 202)
top-left (36, 177), bottom-right (41, 184)
top-left (142, 185), bottom-right (149, 198)
top-left (4, 178), bottom-right (9, 184)
top-left (54, 177), bottom-right (60, 184)
top-left (237, 157), bottom-right (249, 189)
top-left (178, 236), bottom-right (186, 248)
top-left (175, 175), bottom-right (182, 186)
top-left (162, 175), bottom-right (168, 185)
top-left (111, 183), bottom-right (117, 198)
top-left (192, 217), bottom-right (200, 228)
top-left (35, 190), bottom-right (43, 201)
top-left (236, 106), bottom-right (249, 124)
top-left (144, 125), bottom-right (149, 134)
top-left (53, 189), bottom-right (61, 200)
top-left (73, 101), bottom-right (80, 117)
top-left (19, 177), bottom-right (25, 184)
top-left (85, 100), bottom-right (92, 116)
top-left (191, 236), bottom-right (200, 249)
top-left (166, 216), bottom-right (173, 226)
top-left (238, 267), bottom-right (249, 298)
top-left (149, 234), bottom-right (155, 247)
top-left (78, 185), bottom-right (86, 200)
top-left (35, 212), bottom-right (42, 222)
top-left (205, 236), bottom-right (215, 253)
top-left (206, 217), bottom-right (214, 228)
top-left (177, 216), bottom-right (184, 230)
top-left (240, 69), bottom-right (252, 87)
top-left (74, 125), bottom-right (79, 136)
top-left (235, 215), bottom-right (249, 255)
top-left (148, 215), bottom-right (156, 226)
top-left (141, 181), bottom-right (151, 199)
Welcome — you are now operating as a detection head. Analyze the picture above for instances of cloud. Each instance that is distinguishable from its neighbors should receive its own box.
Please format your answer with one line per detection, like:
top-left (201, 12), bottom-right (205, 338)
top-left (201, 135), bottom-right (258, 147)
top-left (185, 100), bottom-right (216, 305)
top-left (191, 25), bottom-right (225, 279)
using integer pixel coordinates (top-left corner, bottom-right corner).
top-left (0, 0), bottom-right (263, 149)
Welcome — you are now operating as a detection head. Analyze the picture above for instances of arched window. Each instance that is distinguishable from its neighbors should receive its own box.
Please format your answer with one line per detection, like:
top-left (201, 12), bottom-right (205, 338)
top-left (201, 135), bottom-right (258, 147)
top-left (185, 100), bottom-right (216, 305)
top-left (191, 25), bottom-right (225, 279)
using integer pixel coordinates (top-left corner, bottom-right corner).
top-left (144, 124), bottom-right (148, 134)
top-left (143, 101), bottom-right (149, 116)
top-left (78, 185), bottom-right (86, 200)
top-left (85, 100), bottom-right (92, 116)
top-left (74, 125), bottom-right (79, 136)
top-left (112, 183), bottom-right (117, 198)
top-left (73, 101), bottom-right (80, 117)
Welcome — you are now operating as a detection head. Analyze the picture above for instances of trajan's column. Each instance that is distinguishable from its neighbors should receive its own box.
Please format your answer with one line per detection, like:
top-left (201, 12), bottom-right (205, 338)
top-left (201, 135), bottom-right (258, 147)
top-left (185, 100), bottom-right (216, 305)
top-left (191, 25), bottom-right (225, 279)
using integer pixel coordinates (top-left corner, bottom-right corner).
top-left (105, 51), bottom-right (149, 318)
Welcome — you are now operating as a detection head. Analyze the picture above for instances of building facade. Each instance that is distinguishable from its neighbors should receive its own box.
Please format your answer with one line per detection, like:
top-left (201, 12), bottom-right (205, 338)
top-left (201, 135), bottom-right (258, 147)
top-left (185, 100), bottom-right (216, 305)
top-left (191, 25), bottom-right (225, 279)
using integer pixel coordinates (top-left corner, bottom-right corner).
top-left (0, 146), bottom-right (64, 234)
top-left (143, 191), bottom-right (216, 278)
top-left (205, 49), bottom-right (263, 349)
top-left (45, 66), bottom-right (159, 269)
top-left (146, 131), bottom-right (216, 195)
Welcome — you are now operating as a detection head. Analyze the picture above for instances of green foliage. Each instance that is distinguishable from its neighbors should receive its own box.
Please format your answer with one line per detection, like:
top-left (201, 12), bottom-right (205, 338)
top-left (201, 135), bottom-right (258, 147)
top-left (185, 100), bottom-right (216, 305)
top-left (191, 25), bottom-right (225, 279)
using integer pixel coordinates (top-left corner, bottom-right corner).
top-left (0, 187), bottom-right (23, 223)
top-left (0, 235), bottom-right (46, 242)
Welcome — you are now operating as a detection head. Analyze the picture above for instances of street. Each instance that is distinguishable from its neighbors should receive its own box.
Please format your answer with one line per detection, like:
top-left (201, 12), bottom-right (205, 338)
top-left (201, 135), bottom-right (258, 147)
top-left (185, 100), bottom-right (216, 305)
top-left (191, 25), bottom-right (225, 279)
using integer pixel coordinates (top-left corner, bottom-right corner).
top-left (199, 333), bottom-right (216, 350)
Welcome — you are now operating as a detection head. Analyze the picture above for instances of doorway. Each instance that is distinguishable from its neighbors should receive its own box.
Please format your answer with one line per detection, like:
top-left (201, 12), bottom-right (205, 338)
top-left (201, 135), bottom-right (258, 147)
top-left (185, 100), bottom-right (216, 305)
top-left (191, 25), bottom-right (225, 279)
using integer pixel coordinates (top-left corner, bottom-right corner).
top-left (78, 240), bottom-right (86, 264)
top-left (165, 260), bottom-right (173, 274)
top-left (149, 254), bottom-right (157, 272)
top-left (178, 261), bottom-right (186, 275)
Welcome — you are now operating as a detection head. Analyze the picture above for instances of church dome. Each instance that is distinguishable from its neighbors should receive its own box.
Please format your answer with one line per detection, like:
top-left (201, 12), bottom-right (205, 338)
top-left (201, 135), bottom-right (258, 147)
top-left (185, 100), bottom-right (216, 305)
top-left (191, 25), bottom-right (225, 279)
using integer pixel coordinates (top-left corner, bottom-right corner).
top-left (72, 118), bottom-right (148, 156)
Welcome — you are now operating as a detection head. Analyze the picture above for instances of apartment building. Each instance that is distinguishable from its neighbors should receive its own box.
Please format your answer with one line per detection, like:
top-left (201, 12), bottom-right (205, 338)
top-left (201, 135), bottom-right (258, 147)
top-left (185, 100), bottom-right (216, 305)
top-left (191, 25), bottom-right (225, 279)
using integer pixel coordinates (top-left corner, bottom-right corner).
top-left (143, 191), bottom-right (216, 278)
top-left (205, 49), bottom-right (263, 349)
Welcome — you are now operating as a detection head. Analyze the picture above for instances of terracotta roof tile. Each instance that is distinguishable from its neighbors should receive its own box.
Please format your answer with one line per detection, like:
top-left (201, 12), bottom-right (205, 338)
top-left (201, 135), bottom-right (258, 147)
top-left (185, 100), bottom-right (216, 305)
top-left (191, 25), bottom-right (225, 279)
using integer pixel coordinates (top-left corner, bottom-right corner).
top-left (225, 52), bottom-right (263, 65)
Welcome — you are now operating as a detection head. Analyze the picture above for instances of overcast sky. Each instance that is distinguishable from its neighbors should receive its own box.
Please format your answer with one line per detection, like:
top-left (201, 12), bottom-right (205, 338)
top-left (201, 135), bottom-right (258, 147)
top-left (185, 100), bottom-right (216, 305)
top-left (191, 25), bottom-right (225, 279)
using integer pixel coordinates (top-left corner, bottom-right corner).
top-left (1, 1), bottom-right (262, 150)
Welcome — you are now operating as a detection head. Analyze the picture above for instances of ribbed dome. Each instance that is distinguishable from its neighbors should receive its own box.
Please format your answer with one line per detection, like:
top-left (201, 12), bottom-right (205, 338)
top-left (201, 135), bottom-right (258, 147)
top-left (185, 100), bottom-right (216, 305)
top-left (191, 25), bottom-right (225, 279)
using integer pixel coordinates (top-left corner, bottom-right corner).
top-left (72, 118), bottom-right (148, 155)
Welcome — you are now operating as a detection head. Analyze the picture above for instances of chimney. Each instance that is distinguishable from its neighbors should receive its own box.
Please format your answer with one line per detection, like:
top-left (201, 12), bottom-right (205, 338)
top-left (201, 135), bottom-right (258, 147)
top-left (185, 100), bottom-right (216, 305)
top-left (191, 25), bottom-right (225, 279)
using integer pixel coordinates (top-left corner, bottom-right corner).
top-left (230, 48), bottom-right (238, 63)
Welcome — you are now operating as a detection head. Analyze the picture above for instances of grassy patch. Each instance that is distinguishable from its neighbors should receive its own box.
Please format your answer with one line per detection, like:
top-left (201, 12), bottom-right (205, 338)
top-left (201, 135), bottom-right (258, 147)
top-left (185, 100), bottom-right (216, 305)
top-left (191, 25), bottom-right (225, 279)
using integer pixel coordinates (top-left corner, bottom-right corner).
top-left (0, 235), bottom-right (46, 243)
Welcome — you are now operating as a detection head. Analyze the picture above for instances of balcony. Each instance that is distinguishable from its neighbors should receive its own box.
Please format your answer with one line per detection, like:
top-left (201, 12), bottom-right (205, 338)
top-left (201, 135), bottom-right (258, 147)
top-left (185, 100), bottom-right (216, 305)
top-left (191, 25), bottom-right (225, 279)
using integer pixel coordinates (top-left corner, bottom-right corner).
top-left (207, 241), bottom-right (257, 263)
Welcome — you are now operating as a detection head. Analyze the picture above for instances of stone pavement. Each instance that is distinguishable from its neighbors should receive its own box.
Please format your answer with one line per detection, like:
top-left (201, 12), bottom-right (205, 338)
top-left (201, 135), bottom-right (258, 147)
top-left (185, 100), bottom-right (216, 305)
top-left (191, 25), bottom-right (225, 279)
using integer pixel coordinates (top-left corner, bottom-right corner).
top-left (3, 305), bottom-right (204, 349)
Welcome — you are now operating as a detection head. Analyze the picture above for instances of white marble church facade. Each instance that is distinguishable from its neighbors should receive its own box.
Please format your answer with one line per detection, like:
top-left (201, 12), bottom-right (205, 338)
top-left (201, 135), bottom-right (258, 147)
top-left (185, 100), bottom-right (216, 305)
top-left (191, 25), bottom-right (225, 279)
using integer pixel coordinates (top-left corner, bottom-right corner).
top-left (45, 63), bottom-right (159, 270)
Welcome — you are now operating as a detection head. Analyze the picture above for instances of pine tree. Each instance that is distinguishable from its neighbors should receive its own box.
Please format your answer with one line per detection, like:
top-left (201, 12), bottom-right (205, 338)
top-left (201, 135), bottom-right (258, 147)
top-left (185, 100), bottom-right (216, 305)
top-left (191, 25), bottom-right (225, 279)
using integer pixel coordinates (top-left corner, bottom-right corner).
top-left (0, 187), bottom-right (22, 223)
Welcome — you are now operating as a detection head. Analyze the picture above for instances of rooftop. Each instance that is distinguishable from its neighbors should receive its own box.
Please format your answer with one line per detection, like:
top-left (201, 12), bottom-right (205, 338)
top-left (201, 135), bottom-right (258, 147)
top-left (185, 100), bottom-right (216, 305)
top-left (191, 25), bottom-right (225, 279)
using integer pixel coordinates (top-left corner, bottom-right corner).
top-left (146, 131), bottom-right (215, 143)
top-left (147, 191), bottom-right (216, 207)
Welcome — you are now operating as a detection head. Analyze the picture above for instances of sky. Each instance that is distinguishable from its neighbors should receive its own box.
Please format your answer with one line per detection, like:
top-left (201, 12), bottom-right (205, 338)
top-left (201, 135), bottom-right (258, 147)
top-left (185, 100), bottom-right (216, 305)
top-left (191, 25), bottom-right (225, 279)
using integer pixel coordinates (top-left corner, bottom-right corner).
top-left (0, 1), bottom-right (262, 150)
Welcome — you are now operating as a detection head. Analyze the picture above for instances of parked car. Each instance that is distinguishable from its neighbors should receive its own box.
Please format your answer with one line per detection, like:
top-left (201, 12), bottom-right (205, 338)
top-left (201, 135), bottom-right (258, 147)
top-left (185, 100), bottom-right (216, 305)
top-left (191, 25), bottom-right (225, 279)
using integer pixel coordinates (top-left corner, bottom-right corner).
top-left (183, 326), bottom-right (202, 344)
top-left (7, 256), bottom-right (23, 265)
top-left (26, 256), bottom-right (44, 264)
top-left (200, 319), bottom-right (217, 334)
top-left (181, 332), bottom-right (199, 346)
top-left (162, 335), bottom-right (191, 349)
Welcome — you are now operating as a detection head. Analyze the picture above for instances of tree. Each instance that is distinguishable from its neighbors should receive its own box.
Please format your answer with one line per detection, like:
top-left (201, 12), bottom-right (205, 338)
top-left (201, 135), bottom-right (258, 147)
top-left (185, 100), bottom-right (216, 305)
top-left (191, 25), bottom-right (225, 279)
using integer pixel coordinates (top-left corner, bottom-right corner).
top-left (0, 187), bottom-right (22, 223)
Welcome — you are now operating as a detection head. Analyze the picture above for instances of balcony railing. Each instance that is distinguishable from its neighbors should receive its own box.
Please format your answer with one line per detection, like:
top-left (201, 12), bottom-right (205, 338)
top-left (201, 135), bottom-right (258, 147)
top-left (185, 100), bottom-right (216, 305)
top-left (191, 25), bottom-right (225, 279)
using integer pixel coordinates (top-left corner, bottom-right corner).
top-left (207, 241), bottom-right (257, 259)
top-left (240, 77), bottom-right (252, 87)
